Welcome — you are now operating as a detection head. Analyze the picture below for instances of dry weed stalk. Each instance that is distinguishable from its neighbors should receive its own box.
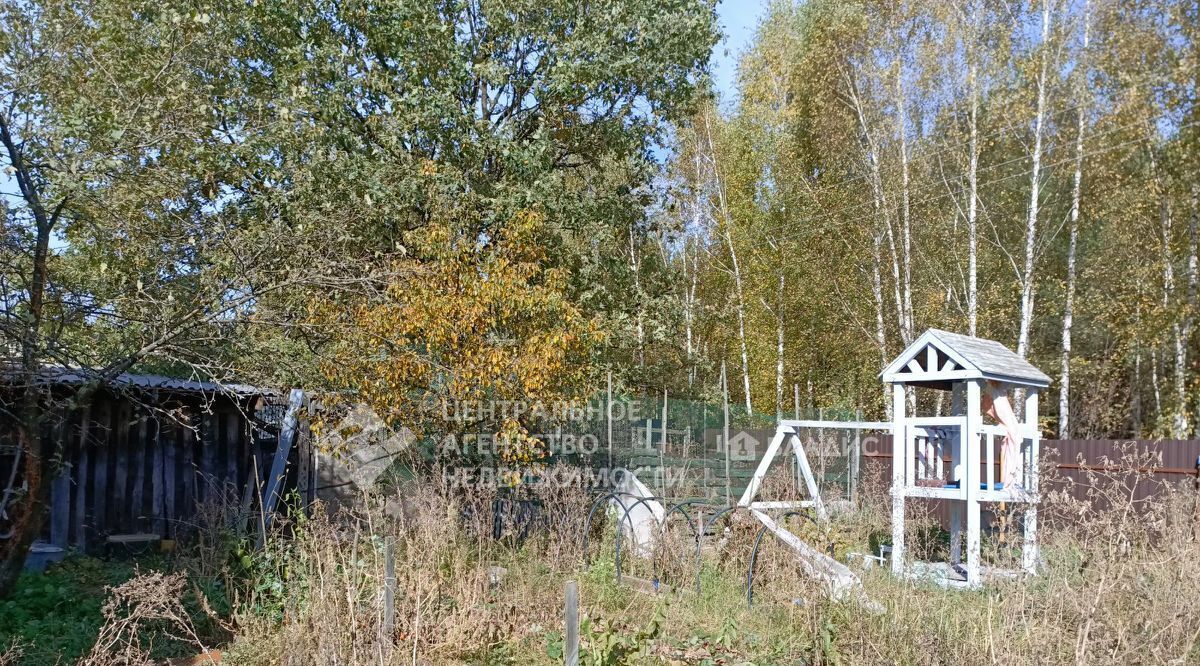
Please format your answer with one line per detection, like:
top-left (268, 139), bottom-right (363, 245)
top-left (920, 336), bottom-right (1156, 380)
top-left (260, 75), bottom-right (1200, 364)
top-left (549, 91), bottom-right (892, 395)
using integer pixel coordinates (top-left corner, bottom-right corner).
top-left (0, 640), bottom-right (23, 666)
top-left (229, 464), bottom-right (594, 664)
top-left (81, 571), bottom-right (207, 666)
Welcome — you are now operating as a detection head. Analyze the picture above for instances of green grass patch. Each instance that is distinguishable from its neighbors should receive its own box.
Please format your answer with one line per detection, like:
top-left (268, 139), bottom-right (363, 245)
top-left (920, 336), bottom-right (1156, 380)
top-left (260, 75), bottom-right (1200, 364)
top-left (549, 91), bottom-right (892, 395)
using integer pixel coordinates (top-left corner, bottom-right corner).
top-left (0, 555), bottom-right (156, 665)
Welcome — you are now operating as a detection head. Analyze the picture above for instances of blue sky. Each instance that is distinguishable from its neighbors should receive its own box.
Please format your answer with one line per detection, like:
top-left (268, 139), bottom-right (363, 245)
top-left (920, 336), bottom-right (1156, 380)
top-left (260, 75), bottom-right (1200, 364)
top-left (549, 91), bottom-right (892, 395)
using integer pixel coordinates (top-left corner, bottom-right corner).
top-left (713, 0), bottom-right (772, 107)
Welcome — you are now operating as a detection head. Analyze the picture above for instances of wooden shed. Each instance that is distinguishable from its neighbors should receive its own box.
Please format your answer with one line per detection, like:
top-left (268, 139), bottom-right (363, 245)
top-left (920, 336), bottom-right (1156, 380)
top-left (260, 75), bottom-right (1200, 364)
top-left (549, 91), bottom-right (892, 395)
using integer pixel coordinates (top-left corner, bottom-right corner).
top-left (0, 369), bottom-right (311, 552)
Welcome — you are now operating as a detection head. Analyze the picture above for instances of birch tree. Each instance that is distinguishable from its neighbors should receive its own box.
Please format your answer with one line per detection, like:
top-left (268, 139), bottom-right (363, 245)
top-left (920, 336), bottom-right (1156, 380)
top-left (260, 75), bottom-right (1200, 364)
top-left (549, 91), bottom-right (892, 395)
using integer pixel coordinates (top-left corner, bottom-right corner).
top-left (699, 110), bottom-right (754, 416)
top-left (1059, 0), bottom-right (1090, 438)
top-left (1016, 0), bottom-right (1054, 361)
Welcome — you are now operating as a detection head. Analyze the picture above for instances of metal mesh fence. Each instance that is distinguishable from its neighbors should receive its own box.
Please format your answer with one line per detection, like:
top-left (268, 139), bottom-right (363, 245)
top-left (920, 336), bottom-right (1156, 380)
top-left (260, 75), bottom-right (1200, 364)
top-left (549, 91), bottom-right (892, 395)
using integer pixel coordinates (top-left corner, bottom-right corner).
top-left (541, 393), bottom-right (875, 504)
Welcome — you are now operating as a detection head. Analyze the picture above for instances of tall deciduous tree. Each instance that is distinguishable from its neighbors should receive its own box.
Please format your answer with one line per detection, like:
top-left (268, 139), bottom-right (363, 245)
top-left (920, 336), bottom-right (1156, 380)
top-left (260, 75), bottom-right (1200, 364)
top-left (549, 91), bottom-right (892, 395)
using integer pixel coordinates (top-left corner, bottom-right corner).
top-left (0, 0), bottom-right (717, 596)
top-left (666, 0), bottom-right (1198, 437)
top-left (0, 0), bottom-right (311, 595)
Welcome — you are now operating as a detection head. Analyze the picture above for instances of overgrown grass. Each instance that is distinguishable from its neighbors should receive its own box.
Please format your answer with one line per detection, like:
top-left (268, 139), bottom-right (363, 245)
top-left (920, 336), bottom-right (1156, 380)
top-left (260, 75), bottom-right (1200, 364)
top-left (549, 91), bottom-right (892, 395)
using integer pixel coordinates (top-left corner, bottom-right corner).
top-left (0, 556), bottom-right (154, 665)
top-left (219, 454), bottom-right (1200, 664)
top-left (10, 451), bottom-right (1200, 664)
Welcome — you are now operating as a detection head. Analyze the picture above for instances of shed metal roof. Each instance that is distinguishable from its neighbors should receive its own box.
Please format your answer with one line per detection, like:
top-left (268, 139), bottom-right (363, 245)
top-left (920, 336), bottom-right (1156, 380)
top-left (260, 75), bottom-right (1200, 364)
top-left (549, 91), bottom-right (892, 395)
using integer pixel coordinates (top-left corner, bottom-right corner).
top-left (10, 366), bottom-right (275, 398)
top-left (882, 328), bottom-right (1051, 388)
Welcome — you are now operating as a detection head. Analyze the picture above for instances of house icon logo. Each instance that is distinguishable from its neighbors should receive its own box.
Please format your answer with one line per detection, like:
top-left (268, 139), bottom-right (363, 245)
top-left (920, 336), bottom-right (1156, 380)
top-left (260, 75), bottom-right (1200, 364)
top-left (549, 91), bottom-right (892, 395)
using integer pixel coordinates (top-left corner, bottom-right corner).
top-left (727, 431), bottom-right (758, 461)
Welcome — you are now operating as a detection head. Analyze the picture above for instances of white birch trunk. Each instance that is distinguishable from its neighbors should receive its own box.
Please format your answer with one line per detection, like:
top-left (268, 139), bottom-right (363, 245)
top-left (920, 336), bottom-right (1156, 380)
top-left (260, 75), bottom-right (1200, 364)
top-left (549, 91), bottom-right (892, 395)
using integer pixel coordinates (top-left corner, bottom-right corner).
top-left (685, 150), bottom-right (706, 389)
top-left (1166, 194), bottom-right (1187, 437)
top-left (873, 230), bottom-right (890, 419)
top-left (1175, 186), bottom-right (1196, 437)
top-left (845, 68), bottom-right (893, 417)
top-left (1133, 302), bottom-right (1144, 435)
top-left (1059, 0), bottom-right (1088, 439)
top-left (628, 224), bottom-right (645, 368)
top-left (703, 116), bottom-right (754, 417)
top-left (775, 270), bottom-right (785, 419)
top-left (1174, 316), bottom-right (1188, 437)
top-left (883, 203), bottom-right (905, 348)
top-left (967, 60), bottom-right (980, 337)
top-left (735, 257), bottom-right (753, 416)
top-left (895, 59), bottom-right (916, 414)
top-left (1152, 143), bottom-right (1178, 434)
top-left (686, 242), bottom-right (699, 388)
top-left (1152, 348), bottom-right (1163, 421)
top-left (1016, 0), bottom-right (1052, 361)
top-left (896, 62), bottom-right (914, 346)
top-left (1190, 186), bottom-right (1199, 437)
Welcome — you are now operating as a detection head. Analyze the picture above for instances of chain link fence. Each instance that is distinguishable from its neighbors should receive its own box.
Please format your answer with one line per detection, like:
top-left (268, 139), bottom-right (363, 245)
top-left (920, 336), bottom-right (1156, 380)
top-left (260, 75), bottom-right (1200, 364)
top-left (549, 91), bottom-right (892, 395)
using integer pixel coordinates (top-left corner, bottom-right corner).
top-left (542, 392), bottom-right (874, 504)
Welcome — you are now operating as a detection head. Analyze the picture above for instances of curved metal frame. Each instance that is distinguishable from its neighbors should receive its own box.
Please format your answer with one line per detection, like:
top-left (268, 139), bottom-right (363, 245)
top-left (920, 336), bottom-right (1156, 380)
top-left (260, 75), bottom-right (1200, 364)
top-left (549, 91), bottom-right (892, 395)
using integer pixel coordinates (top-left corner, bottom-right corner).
top-left (659, 498), bottom-right (717, 540)
top-left (693, 504), bottom-right (748, 593)
top-left (582, 491), bottom-right (664, 581)
top-left (652, 498), bottom-right (722, 589)
top-left (582, 492), bottom-right (726, 586)
top-left (745, 509), bottom-right (817, 607)
top-left (582, 491), bottom-right (637, 561)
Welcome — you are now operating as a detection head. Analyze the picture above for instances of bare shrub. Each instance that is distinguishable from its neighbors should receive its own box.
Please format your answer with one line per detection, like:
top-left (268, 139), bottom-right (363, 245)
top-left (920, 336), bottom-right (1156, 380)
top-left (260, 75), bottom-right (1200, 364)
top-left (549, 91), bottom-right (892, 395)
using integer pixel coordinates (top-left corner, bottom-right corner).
top-left (1038, 444), bottom-right (1200, 663)
top-left (0, 640), bottom-right (23, 666)
top-left (526, 465), bottom-right (594, 566)
top-left (170, 476), bottom-right (251, 583)
top-left (825, 443), bottom-right (1200, 665)
top-left (81, 571), bottom-right (207, 666)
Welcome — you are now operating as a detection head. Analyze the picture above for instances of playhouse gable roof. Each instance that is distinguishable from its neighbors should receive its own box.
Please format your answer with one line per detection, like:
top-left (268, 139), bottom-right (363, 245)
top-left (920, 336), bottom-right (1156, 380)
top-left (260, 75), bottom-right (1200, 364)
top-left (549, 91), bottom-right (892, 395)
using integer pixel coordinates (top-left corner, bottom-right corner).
top-left (882, 328), bottom-right (1051, 388)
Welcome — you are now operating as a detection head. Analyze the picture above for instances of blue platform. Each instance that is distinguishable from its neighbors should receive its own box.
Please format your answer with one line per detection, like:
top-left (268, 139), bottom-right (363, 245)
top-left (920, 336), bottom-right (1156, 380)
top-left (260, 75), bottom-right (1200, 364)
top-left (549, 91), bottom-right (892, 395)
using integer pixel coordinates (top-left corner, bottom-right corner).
top-left (944, 481), bottom-right (1009, 490)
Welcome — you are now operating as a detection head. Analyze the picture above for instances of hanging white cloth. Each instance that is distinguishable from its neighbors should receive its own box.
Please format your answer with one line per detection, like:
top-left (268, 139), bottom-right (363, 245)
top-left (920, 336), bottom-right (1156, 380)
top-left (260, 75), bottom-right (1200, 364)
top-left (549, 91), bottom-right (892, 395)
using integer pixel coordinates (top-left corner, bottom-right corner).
top-left (981, 382), bottom-right (1023, 488)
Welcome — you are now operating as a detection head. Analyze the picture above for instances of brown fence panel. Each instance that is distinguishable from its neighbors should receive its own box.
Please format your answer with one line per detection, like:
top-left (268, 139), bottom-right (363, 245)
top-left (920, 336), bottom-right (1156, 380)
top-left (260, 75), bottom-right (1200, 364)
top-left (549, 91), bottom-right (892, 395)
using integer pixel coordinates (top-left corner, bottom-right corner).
top-left (860, 436), bottom-right (1200, 530)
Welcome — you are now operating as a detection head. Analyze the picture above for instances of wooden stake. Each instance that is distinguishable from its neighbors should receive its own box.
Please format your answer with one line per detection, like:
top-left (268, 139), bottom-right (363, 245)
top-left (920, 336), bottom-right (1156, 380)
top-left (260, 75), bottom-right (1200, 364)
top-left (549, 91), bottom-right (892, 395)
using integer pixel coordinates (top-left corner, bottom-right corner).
top-left (722, 362), bottom-right (731, 505)
top-left (607, 371), bottom-right (613, 471)
top-left (817, 408), bottom-right (826, 496)
top-left (73, 402), bottom-right (92, 546)
top-left (564, 580), bottom-right (579, 666)
top-left (660, 388), bottom-right (668, 490)
top-left (383, 536), bottom-right (396, 654)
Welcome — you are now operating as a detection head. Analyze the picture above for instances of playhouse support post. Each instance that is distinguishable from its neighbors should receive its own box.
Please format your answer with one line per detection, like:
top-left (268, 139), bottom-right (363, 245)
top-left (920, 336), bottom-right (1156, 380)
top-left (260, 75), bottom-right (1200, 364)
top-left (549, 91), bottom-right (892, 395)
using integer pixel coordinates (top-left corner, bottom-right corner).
top-left (949, 384), bottom-right (964, 564)
top-left (890, 383), bottom-right (907, 576)
top-left (965, 380), bottom-right (983, 587)
top-left (1022, 388), bottom-right (1040, 573)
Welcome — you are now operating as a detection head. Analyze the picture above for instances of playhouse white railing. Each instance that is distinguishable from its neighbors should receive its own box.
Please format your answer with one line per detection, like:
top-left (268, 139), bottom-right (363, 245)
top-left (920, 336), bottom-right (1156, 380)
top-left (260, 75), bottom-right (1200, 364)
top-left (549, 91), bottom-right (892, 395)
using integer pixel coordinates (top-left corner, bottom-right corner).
top-left (899, 421), bottom-right (1035, 499)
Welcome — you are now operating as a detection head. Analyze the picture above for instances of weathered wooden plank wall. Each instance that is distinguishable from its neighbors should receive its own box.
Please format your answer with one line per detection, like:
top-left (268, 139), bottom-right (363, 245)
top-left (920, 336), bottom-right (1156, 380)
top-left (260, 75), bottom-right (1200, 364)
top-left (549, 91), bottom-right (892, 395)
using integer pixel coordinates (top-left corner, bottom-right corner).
top-left (0, 389), bottom-right (303, 551)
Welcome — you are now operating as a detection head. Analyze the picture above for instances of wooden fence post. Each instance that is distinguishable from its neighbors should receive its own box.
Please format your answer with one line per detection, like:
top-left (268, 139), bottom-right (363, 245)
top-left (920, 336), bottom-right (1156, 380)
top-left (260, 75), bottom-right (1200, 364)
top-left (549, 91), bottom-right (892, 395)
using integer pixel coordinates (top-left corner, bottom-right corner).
top-left (607, 371), bottom-right (613, 471)
top-left (383, 536), bottom-right (396, 655)
top-left (660, 388), bottom-right (668, 489)
top-left (564, 580), bottom-right (579, 666)
top-left (817, 407), bottom-right (826, 495)
top-left (73, 402), bottom-right (92, 546)
top-left (722, 362), bottom-right (731, 506)
top-left (852, 408), bottom-right (862, 502)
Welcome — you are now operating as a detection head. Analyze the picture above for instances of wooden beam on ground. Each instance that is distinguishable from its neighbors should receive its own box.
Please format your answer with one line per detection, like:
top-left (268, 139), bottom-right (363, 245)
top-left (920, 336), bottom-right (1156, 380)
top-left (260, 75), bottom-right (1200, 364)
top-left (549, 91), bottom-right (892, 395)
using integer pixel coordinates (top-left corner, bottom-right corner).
top-left (749, 509), bottom-right (863, 601)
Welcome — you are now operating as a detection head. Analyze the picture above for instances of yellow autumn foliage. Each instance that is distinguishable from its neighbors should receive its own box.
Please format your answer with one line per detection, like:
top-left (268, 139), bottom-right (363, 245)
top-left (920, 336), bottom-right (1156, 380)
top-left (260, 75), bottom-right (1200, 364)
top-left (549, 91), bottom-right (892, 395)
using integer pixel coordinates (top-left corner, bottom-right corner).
top-left (314, 209), bottom-right (599, 466)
